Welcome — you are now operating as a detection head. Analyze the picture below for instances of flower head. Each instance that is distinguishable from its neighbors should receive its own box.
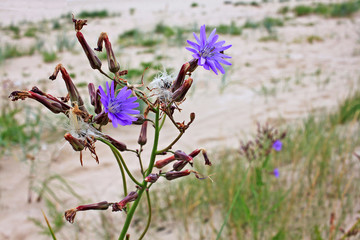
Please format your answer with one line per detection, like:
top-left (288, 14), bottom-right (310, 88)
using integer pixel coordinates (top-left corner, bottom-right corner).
top-left (148, 70), bottom-right (174, 103)
top-left (273, 168), bottom-right (280, 178)
top-left (186, 25), bottom-right (232, 75)
top-left (272, 140), bottom-right (282, 152)
top-left (99, 81), bottom-right (140, 127)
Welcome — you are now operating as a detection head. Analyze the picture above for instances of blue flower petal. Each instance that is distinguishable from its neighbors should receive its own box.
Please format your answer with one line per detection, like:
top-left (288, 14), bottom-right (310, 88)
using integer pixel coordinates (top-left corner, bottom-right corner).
top-left (187, 40), bottom-right (201, 51)
top-left (200, 25), bottom-right (206, 47)
top-left (186, 25), bottom-right (231, 75)
top-left (99, 82), bottom-right (140, 127)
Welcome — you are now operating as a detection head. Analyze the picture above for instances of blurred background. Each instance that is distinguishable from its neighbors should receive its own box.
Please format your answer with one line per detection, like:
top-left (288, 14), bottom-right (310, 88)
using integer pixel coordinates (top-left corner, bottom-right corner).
top-left (1, 0), bottom-right (360, 239)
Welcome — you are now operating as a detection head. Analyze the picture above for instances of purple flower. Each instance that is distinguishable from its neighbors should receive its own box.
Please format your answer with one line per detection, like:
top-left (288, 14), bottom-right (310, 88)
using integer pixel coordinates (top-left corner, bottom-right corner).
top-left (186, 25), bottom-right (232, 75)
top-left (99, 81), bottom-right (140, 127)
top-left (273, 168), bottom-right (280, 178)
top-left (272, 140), bottom-right (282, 151)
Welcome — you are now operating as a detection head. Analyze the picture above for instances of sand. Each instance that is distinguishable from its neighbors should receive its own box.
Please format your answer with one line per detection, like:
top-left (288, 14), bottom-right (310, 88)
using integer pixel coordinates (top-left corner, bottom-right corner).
top-left (1, 0), bottom-right (360, 239)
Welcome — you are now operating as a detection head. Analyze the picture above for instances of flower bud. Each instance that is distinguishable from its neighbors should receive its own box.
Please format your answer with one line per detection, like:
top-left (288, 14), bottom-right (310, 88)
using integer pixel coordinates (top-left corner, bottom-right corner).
top-left (165, 169), bottom-right (191, 180)
top-left (94, 89), bottom-right (102, 114)
top-left (95, 32), bottom-right (120, 73)
top-left (88, 83), bottom-right (96, 106)
top-left (64, 133), bottom-right (85, 151)
top-left (171, 77), bottom-right (193, 102)
top-left (76, 201), bottom-right (110, 211)
top-left (137, 121), bottom-right (148, 146)
top-left (190, 112), bottom-right (195, 122)
top-left (76, 31), bottom-right (102, 70)
top-left (189, 149), bottom-right (201, 158)
top-left (171, 62), bottom-right (190, 92)
top-left (94, 111), bottom-right (109, 125)
top-left (145, 173), bottom-right (159, 183)
top-left (154, 155), bottom-right (176, 168)
top-left (172, 160), bottom-right (188, 171)
top-left (112, 191), bottom-right (138, 212)
top-left (174, 150), bottom-right (193, 163)
top-left (280, 131), bottom-right (287, 139)
top-left (87, 85), bottom-right (102, 114)
top-left (131, 114), bottom-right (146, 125)
top-left (202, 149), bottom-right (212, 166)
top-left (104, 135), bottom-right (127, 152)
top-left (188, 58), bottom-right (198, 73)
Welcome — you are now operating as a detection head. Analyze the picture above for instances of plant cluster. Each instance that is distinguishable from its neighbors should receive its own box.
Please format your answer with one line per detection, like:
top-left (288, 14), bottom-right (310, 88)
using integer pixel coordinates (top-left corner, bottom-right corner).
top-left (8, 16), bottom-right (232, 239)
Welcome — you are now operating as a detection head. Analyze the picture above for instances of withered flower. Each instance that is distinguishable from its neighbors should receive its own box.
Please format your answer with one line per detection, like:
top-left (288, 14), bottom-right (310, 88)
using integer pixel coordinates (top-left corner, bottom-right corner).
top-left (9, 87), bottom-right (70, 115)
top-left (65, 201), bottom-right (111, 224)
top-left (145, 173), bottom-right (160, 183)
top-left (112, 192), bottom-right (138, 212)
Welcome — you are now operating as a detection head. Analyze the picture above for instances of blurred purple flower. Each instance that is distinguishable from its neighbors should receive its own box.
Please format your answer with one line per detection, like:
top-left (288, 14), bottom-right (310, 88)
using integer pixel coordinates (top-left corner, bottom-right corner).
top-left (99, 81), bottom-right (140, 128)
top-left (272, 140), bottom-right (282, 151)
top-left (186, 25), bottom-right (232, 75)
top-left (273, 168), bottom-right (280, 178)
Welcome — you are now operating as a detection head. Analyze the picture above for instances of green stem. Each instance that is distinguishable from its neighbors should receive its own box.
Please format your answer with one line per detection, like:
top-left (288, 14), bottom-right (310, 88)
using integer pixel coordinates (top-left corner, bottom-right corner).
top-left (137, 146), bottom-right (145, 176)
top-left (111, 148), bottom-right (127, 196)
top-left (156, 130), bottom-right (184, 154)
top-left (98, 138), bottom-right (141, 186)
top-left (159, 114), bottom-right (166, 131)
top-left (216, 167), bottom-right (250, 240)
top-left (118, 107), bottom-right (160, 240)
top-left (145, 107), bottom-right (160, 176)
top-left (139, 190), bottom-right (152, 240)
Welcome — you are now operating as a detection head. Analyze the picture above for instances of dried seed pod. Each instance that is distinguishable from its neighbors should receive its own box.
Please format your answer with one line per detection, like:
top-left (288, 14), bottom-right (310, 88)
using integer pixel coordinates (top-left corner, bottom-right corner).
top-left (95, 32), bottom-right (120, 73)
top-left (49, 64), bottom-right (88, 115)
top-left (76, 31), bottom-right (102, 70)
top-left (171, 62), bottom-right (190, 92)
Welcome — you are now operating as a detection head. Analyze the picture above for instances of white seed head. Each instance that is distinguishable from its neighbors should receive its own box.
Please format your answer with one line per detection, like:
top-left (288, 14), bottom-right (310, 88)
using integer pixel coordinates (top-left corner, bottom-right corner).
top-left (148, 70), bottom-right (174, 103)
top-left (66, 108), bottom-right (103, 140)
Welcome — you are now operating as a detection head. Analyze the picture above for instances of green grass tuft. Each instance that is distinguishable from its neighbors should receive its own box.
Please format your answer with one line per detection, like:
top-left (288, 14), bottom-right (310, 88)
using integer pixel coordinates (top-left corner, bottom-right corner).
top-left (148, 92), bottom-right (360, 239)
top-left (77, 10), bottom-right (109, 18)
top-left (42, 51), bottom-right (57, 63)
top-left (293, 1), bottom-right (360, 17)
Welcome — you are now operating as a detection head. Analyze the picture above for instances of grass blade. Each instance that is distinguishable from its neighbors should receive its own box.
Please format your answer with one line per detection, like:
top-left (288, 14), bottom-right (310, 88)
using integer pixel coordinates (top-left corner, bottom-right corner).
top-left (41, 210), bottom-right (57, 240)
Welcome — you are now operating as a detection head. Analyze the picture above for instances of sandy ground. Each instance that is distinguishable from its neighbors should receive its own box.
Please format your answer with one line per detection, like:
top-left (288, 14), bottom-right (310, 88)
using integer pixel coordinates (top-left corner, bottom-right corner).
top-left (1, 0), bottom-right (360, 239)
